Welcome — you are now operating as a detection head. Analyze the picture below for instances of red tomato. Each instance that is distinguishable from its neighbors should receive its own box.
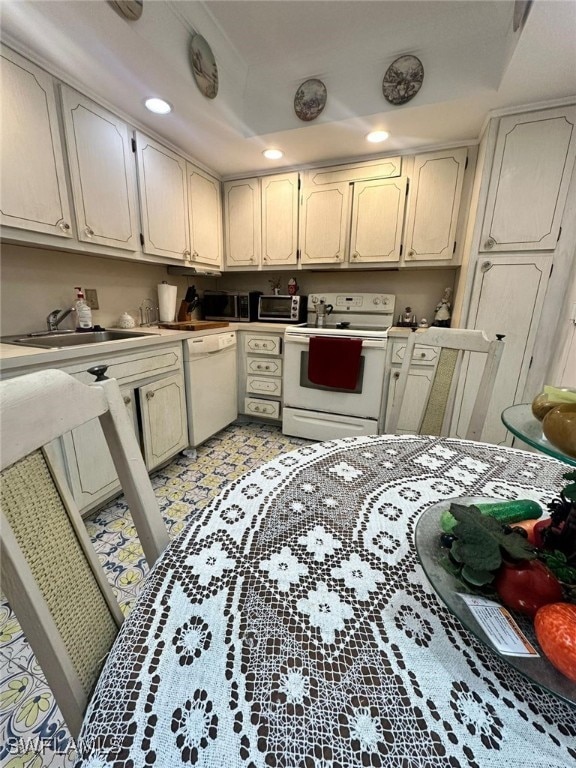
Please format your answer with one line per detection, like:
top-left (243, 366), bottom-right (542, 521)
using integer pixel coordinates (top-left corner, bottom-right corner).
top-left (534, 603), bottom-right (576, 682)
top-left (494, 559), bottom-right (563, 617)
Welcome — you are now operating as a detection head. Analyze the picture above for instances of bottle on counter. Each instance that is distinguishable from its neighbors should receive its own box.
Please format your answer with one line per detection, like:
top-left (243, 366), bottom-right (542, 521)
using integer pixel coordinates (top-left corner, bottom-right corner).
top-left (74, 287), bottom-right (93, 330)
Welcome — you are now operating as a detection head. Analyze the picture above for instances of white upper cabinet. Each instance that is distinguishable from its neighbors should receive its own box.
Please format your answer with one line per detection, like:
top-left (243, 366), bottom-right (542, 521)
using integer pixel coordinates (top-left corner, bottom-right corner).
top-left (299, 158), bottom-right (406, 267)
top-left (480, 106), bottom-right (576, 252)
top-left (349, 177), bottom-right (407, 263)
top-left (135, 131), bottom-right (189, 260)
top-left (299, 182), bottom-right (351, 264)
top-left (60, 86), bottom-right (139, 251)
top-left (403, 148), bottom-right (467, 262)
top-left (187, 164), bottom-right (222, 269)
top-left (224, 177), bottom-right (261, 268)
top-left (0, 46), bottom-right (73, 238)
top-left (261, 174), bottom-right (299, 266)
top-left (224, 173), bottom-right (299, 269)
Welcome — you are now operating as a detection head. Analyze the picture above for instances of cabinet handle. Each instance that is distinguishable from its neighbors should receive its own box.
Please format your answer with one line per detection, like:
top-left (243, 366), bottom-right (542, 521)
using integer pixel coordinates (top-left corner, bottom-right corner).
top-left (123, 395), bottom-right (131, 405)
top-left (409, 249), bottom-right (415, 257)
top-left (481, 260), bottom-right (493, 273)
top-left (146, 391), bottom-right (155, 400)
top-left (183, 249), bottom-right (191, 258)
top-left (265, 365), bottom-right (270, 370)
top-left (484, 237), bottom-right (496, 250)
top-left (393, 372), bottom-right (399, 379)
top-left (59, 221), bottom-right (71, 232)
top-left (420, 352), bottom-right (426, 358)
top-left (352, 251), bottom-right (359, 259)
top-left (193, 250), bottom-right (199, 258)
top-left (84, 226), bottom-right (94, 237)
top-left (263, 256), bottom-right (268, 263)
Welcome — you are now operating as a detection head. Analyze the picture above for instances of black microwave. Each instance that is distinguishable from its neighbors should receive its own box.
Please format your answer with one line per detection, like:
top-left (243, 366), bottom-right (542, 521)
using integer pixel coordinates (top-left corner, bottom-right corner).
top-left (258, 294), bottom-right (307, 323)
top-left (203, 291), bottom-right (261, 322)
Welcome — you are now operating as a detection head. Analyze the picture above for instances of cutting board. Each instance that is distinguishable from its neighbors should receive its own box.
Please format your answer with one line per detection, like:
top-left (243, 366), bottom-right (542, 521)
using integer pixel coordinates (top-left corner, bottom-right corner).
top-left (158, 320), bottom-right (230, 331)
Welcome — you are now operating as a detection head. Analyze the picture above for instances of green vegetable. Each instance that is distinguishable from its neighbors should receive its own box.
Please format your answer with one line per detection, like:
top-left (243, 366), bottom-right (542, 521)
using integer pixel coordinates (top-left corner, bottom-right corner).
top-left (440, 499), bottom-right (542, 533)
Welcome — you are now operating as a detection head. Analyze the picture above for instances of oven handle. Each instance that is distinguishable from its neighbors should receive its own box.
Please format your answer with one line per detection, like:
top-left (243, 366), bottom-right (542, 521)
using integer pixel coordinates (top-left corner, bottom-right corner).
top-left (284, 336), bottom-right (387, 349)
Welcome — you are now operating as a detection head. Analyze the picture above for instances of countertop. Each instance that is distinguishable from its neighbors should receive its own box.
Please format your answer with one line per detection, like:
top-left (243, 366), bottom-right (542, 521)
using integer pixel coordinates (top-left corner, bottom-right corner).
top-left (0, 322), bottom-right (291, 376)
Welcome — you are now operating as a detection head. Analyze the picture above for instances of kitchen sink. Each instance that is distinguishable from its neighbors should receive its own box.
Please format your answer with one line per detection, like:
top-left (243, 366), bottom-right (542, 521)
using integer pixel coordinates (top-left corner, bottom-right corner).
top-left (1, 330), bottom-right (158, 349)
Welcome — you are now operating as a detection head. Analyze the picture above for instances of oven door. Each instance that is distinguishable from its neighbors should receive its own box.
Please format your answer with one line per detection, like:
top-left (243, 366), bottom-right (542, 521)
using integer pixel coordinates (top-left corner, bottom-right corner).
top-left (283, 335), bottom-right (387, 419)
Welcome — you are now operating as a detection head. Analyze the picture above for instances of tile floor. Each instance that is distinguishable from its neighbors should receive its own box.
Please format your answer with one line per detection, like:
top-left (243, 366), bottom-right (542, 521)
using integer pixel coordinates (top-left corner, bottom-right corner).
top-left (0, 421), bottom-right (309, 768)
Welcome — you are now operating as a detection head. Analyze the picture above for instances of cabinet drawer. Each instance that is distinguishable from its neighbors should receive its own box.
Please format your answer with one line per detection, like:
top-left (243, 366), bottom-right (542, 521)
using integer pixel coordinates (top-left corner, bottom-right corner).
top-left (244, 397), bottom-right (280, 419)
top-left (247, 356), bottom-right (282, 376)
top-left (391, 342), bottom-right (438, 366)
top-left (63, 344), bottom-right (183, 385)
top-left (244, 334), bottom-right (282, 355)
top-left (246, 375), bottom-right (282, 397)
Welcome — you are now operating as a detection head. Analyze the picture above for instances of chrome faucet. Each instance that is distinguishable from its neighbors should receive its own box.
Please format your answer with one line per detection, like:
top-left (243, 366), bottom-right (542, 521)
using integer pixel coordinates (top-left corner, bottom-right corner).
top-left (46, 308), bottom-right (74, 332)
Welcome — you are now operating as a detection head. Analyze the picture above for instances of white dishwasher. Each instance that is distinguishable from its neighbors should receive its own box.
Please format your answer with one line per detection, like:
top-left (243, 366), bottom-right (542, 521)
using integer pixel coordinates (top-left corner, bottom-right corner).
top-left (184, 331), bottom-right (238, 446)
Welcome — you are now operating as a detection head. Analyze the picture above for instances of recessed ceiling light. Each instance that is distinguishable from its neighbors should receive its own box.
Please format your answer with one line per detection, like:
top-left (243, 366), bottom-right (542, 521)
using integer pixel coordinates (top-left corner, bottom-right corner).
top-left (145, 97), bottom-right (172, 115)
top-left (263, 149), bottom-right (283, 160)
top-left (366, 130), bottom-right (389, 143)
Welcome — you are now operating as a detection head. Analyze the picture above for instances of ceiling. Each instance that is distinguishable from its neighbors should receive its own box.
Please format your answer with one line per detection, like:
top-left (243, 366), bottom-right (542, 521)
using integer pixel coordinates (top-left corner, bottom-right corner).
top-left (2, 0), bottom-right (575, 177)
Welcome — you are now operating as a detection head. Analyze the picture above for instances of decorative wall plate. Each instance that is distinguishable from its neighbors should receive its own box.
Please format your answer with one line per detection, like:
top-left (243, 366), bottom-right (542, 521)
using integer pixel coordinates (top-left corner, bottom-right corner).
top-left (382, 54), bottom-right (424, 106)
top-left (294, 78), bottom-right (327, 122)
top-left (189, 34), bottom-right (219, 99)
top-left (109, 0), bottom-right (143, 21)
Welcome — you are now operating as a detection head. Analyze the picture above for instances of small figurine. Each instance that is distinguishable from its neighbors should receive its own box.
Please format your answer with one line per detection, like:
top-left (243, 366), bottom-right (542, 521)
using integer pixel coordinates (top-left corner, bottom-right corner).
top-left (433, 287), bottom-right (453, 327)
top-left (288, 277), bottom-right (299, 296)
top-left (418, 318), bottom-right (429, 328)
top-left (398, 307), bottom-right (417, 327)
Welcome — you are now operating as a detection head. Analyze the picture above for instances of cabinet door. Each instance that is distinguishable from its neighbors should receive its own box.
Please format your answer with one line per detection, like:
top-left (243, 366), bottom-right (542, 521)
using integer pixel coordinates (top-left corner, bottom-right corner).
top-left (299, 182), bottom-right (350, 264)
top-left (261, 173), bottom-right (299, 266)
top-left (453, 255), bottom-right (552, 445)
top-left (224, 178), bottom-right (261, 267)
top-left (349, 177), bottom-right (407, 263)
top-left (187, 164), bottom-right (222, 268)
top-left (62, 387), bottom-right (137, 512)
top-left (139, 373), bottom-right (188, 470)
top-left (386, 368), bottom-right (434, 434)
top-left (135, 132), bottom-right (189, 260)
top-left (404, 148), bottom-right (467, 262)
top-left (0, 46), bottom-right (73, 238)
top-left (480, 107), bottom-right (576, 252)
top-left (60, 86), bottom-right (139, 250)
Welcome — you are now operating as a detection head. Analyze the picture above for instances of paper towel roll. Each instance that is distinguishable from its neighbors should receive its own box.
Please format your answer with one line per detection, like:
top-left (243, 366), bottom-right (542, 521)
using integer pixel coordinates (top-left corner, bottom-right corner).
top-left (157, 282), bottom-right (177, 322)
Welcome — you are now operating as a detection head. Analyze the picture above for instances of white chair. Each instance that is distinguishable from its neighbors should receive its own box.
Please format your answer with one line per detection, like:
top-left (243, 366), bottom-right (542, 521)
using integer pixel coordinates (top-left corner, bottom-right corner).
top-left (0, 369), bottom-right (170, 738)
top-left (385, 327), bottom-right (505, 440)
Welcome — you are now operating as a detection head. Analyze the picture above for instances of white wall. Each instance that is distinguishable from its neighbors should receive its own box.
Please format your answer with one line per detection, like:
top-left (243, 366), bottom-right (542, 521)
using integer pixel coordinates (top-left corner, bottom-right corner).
top-left (0, 243), bottom-right (218, 335)
top-left (218, 269), bottom-right (457, 326)
top-left (1, 243), bottom-right (457, 335)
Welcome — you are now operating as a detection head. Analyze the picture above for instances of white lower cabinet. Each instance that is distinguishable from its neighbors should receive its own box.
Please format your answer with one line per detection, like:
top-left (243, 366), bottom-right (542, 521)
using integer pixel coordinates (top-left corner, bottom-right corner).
top-left (140, 373), bottom-right (188, 470)
top-left (239, 332), bottom-right (283, 420)
top-left (385, 342), bottom-right (438, 433)
top-left (60, 344), bottom-right (189, 513)
top-left (453, 254), bottom-right (552, 445)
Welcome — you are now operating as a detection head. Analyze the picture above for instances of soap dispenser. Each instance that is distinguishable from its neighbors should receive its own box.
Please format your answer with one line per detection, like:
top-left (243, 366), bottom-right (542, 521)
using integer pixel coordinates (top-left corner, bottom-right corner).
top-left (74, 287), bottom-right (93, 330)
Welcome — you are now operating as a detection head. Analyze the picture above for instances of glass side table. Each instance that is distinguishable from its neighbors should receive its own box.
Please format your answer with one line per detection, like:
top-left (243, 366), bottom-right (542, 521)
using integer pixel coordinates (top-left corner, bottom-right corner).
top-left (501, 403), bottom-right (576, 467)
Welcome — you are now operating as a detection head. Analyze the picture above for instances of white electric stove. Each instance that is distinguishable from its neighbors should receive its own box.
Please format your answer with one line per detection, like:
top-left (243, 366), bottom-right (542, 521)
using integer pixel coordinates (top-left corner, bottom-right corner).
top-left (282, 293), bottom-right (396, 441)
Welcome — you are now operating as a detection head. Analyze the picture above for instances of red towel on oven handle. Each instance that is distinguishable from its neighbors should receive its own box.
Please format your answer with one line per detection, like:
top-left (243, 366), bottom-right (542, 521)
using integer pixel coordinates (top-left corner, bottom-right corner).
top-left (307, 336), bottom-right (363, 390)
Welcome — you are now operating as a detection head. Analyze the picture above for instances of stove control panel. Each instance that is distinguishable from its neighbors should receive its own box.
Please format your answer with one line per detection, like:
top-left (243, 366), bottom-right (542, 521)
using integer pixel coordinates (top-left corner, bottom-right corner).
top-left (309, 293), bottom-right (395, 314)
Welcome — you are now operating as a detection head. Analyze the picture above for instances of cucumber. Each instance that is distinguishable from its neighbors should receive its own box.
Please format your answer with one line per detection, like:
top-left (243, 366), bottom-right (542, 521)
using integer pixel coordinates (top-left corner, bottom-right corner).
top-left (440, 499), bottom-right (543, 533)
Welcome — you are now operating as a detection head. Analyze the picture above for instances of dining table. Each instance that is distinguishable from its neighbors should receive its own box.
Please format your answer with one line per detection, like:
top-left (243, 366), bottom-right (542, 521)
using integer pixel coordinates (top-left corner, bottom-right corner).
top-left (76, 434), bottom-right (576, 768)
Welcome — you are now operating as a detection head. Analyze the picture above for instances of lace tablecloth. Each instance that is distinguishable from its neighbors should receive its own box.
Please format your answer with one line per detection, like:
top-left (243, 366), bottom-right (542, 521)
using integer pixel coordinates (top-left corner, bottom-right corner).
top-left (77, 435), bottom-right (576, 768)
